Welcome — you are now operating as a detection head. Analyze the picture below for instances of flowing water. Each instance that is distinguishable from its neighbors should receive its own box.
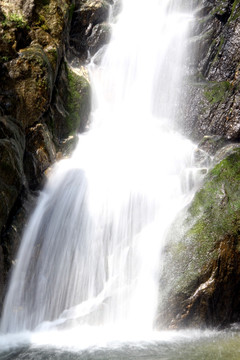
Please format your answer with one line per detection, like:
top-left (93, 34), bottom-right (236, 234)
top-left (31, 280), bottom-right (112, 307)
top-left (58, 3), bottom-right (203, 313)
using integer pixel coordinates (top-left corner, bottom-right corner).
top-left (0, 0), bottom-right (239, 358)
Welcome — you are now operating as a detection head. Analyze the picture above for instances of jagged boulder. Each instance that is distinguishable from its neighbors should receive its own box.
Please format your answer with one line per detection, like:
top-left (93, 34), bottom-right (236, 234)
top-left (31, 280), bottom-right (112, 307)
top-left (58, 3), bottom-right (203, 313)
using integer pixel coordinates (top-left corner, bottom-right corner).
top-left (157, 145), bottom-right (240, 329)
top-left (87, 22), bottom-right (111, 55)
top-left (69, 0), bottom-right (111, 59)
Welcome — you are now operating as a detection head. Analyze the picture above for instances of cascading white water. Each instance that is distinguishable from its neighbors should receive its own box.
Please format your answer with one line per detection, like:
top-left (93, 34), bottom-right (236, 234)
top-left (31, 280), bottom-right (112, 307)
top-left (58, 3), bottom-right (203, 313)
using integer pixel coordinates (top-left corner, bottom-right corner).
top-left (0, 0), bottom-right (199, 339)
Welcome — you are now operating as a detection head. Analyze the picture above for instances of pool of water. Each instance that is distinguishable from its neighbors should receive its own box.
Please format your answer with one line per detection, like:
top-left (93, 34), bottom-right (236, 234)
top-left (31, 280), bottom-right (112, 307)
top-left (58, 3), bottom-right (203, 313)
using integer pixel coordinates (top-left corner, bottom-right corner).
top-left (1, 330), bottom-right (240, 360)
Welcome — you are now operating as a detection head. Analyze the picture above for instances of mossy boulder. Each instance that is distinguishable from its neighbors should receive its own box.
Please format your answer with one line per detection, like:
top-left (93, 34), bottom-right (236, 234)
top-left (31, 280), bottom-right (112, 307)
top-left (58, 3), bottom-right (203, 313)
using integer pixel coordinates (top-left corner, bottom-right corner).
top-left (48, 61), bottom-right (91, 150)
top-left (65, 64), bottom-right (91, 133)
top-left (5, 44), bottom-right (53, 128)
top-left (157, 146), bottom-right (240, 328)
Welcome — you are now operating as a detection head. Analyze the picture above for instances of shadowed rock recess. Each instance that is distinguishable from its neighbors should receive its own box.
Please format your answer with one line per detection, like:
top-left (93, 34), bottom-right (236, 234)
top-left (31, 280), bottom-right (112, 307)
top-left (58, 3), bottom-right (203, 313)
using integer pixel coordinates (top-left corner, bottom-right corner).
top-left (0, 0), bottom-right (240, 330)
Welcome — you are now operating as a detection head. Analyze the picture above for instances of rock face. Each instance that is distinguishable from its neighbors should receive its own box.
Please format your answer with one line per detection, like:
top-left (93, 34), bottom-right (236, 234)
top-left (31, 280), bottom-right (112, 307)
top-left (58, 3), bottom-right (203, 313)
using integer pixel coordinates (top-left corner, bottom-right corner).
top-left (183, 0), bottom-right (240, 141)
top-left (157, 0), bottom-right (240, 329)
top-left (0, 0), bottom-right (240, 331)
top-left (0, 0), bottom-right (94, 308)
top-left (69, 0), bottom-right (112, 60)
top-left (158, 146), bottom-right (240, 328)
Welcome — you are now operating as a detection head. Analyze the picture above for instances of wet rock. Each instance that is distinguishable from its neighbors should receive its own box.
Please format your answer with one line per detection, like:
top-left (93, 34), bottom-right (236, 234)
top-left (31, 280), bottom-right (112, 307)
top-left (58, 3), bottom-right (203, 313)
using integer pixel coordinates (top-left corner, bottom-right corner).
top-left (112, 0), bottom-right (122, 19)
top-left (69, 0), bottom-right (110, 60)
top-left (0, 0), bottom-right (35, 21)
top-left (24, 123), bottom-right (56, 190)
top-left (157, 146), bottom-right (240, 329)
top-left (198, 135), bottom-right (228, 156)
top-left (0, 246), bottom-right (4, 310)
top-left (87, 22), bottom-right (111, 56)
top-left (183, 0), bottom-right (240, 141)
top-left (47, 61), bottom-right (91, 150)
top-left (0, 0), bottom-right (80, 309)
top-left (5, 44), bottom-right (54, 128)
top-left (0, 190), bottom-right (37, 310)
top-left (0, 116), bottom-right (25, 235)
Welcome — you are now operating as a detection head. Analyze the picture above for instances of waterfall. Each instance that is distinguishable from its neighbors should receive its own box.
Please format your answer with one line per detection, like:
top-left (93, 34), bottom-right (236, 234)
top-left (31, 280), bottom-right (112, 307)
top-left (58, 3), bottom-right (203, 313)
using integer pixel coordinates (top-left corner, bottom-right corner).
top-left (0, 0), bottom-right (198, 337)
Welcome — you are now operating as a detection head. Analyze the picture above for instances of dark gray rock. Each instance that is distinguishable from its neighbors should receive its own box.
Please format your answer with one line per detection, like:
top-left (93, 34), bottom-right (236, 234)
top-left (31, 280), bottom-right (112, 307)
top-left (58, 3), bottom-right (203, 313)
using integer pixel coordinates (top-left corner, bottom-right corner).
top-left (69, 0), bottom-right (111, 60)
top-left (183, 0), bottom-right (240, 141)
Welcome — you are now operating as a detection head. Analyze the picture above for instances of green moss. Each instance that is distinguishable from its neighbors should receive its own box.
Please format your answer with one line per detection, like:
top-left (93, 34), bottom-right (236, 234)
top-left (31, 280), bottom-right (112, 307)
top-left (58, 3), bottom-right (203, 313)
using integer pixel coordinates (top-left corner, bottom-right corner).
top-left (163, 148), bottom-right (240, 297)
top-left (0, 56), bottom-right (10, 63)
top-left (33, 14), bottom-right (50, 32)
top-left (69, 4), bottom-right (75, 21)
top-left (212, 36), bottom-right (225, 64)
top-left (1, 12), bottom-right (29, 29)
top-left (66, 65), bottom-right (91, 134)
top-left (228, 0), bottom-right (240, 22)
top-left (188, 149), bottom-right (240, 237)
top-left (204, 81), bottom-right (233, 104)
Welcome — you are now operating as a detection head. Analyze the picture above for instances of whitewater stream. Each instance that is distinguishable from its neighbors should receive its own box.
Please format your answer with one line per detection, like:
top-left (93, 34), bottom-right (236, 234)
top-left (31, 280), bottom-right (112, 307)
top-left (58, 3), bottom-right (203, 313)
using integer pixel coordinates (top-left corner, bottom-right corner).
top-left (1, 0), bottom-right (240, 359)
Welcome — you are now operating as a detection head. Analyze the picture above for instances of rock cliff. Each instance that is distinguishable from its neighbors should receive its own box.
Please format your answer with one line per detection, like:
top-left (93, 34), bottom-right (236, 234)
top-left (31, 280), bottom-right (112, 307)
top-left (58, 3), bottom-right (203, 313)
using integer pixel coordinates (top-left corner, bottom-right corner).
top-left (184, 0), bottom-right (240, 141)
top-left (0, 0), bottom-right (240, 330)
top-left (157, 0), bottom-right (240, 329)
top-left (0, 0), bottom-right (111, 309)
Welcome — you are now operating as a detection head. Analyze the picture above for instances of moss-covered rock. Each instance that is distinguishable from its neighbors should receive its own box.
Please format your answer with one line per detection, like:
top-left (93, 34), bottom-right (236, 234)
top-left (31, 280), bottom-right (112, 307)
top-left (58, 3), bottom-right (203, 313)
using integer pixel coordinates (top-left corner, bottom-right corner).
top-left (47, 61), bottom-right (91, 150)
top-left (5, 44), bottom-right (54, 127)
top-left (157, 146), bottom-right (240, 329)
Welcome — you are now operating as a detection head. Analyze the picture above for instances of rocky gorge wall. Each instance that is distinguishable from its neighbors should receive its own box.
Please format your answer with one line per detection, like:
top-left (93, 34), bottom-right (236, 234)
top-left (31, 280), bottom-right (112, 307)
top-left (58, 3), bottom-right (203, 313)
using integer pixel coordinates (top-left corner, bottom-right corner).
top-left (157, 0), bottom-right (240, 329)
top-left (0, 0), bottom-right (115, 310)
top-left (0, 0), bottom-right (240, 330)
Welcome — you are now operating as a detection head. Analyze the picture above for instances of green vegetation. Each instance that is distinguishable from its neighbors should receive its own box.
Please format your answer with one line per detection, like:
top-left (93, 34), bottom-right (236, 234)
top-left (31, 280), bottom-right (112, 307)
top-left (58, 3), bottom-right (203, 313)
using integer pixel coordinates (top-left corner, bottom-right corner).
top-left (228, 0), bottom-right (240, 22)
top-left (204, 81), bottom-right (233, 104)
top-left (0, 56), bottom-right (10, 63)
top-left (66, 65), bottom-right (91, 134)
top-left (162, 148), bottom-right (240, 297)
top-left (1, 13), bottom-right (28, 29)
top-left (33, 14), bottom-right (50, 32)
top-left (69, 4), bottom-right (75, 21)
